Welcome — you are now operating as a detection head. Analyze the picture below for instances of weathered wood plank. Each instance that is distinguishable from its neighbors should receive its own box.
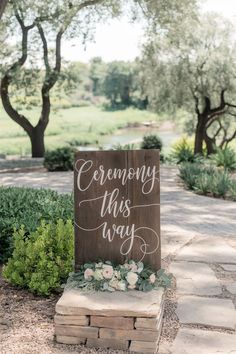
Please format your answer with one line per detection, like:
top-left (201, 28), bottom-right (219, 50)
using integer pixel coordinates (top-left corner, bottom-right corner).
top-left (74, 150), bottom-right (160, 270)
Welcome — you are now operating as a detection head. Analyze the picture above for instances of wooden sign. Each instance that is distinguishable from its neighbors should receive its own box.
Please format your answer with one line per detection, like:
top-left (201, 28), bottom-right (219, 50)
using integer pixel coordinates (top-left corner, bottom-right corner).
top-left (74, 150), bottom-right (161, 270)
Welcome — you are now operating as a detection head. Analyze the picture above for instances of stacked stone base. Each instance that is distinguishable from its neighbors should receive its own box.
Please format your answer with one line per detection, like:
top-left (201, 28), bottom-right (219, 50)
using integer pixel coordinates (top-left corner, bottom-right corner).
top-left (55, 288), bottom-right (164, 353)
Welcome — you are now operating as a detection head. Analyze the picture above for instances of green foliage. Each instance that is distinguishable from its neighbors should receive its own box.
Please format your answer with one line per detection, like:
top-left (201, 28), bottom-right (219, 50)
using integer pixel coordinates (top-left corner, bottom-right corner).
top-left (44, 146), bottom-right (75, 171)
top-left (210, 147), bottom-right (236, 171)
top-left (194, 170), bottom-right (231, 198)
top-left (194, 173), bottom-right (214, 195)
top-left (229, 179), bottom-right (236, 201)
top-left (89, 57), bottom-right (107, 96)
top-left (0, 187), bottom-right (73, 263)
top-left (171, 136), bottom-right (196, 163)
top-left (211, 172), bottom-right (231, 198)
top-left (111, 143), bottom-right (138, 150)
top-left (179, 163), bottom-right (235, 200)
top-left (179, 163), bottom-right (204, 190)
top-left (3, 219), bottom-right (74, 296)
top-left (141, 134), bottom-right (163, 150)
top-left (103, 60), bottom-right (145, 109)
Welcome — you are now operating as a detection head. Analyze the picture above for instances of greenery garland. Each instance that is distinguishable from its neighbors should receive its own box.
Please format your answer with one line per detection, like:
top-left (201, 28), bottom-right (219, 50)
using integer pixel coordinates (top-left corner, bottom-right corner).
top-left (65, 260), bottom-right (172, 292)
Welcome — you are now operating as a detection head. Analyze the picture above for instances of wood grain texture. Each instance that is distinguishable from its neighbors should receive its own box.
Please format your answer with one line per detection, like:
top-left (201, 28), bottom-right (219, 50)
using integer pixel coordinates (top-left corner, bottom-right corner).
top-left (74, 150), bottom-right (160, 270)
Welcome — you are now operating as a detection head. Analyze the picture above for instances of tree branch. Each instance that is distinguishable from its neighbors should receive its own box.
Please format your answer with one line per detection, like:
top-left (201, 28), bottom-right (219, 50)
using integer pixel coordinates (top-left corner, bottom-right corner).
top-left (0, 10), bottom-right (35, 134)
top-left (222, 129), bottom-right (236, 148)
top-left (206, 118), bottom-right (222, 141)
top-left (77, 0), bottom-right (105, 11)
top-left (36, 22), bottom-right (50, 75)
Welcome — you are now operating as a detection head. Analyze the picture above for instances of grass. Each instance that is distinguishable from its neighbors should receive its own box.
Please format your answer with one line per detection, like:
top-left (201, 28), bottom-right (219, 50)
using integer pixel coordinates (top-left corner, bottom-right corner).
top-left (0, 105), bottom-right (160, 156)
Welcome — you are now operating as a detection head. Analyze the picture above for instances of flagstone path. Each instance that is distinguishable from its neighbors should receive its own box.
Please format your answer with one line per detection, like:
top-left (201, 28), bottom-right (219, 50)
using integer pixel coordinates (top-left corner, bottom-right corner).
top-left (160, 167), bottom-right (236, 354)
top-left (0, 166), bottom-right (236, 354)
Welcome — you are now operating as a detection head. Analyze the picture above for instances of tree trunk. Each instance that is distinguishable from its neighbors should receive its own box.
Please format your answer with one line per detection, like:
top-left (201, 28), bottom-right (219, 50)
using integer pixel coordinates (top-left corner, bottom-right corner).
top-left (30, 127), bottom-right (45, 158)
top-left (204, 134), bottom-right (216, 155)
top-left (121, 86), bottom-right (130, 106)
top-left (194, 116), bottom-right (205, 154)
top-left (0, 0), bottom-right (8, 19)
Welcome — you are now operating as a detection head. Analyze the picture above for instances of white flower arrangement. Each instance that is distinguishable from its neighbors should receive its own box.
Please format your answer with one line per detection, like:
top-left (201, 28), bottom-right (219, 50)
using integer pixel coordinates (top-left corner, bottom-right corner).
top-left (66, 260), bottom-right (171, 292)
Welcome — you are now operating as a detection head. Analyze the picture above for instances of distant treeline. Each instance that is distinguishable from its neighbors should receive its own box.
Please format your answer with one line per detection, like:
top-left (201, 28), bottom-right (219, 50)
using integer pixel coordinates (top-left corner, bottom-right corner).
top-left (63, 58), bottom-right (148, 110)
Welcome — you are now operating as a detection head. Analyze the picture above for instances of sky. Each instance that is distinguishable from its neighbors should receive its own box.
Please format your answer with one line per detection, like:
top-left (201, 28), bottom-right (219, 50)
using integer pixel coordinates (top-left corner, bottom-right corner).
top-left (62, 0), bottom-right (236, 63)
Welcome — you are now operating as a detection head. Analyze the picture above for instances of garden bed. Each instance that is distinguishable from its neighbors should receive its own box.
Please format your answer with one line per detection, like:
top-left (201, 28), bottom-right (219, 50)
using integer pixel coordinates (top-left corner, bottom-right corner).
top-left (178, 163), bottom-right (236, 201)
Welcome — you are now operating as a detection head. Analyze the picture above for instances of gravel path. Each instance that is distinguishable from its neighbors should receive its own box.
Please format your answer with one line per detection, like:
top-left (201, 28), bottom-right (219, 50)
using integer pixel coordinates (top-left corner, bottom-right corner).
top-left (0, 166), bottom-right (236, 354)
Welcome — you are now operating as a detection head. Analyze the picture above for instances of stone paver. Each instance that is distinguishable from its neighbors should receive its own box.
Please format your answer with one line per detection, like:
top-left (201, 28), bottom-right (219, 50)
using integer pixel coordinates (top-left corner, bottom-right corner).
top-left (161, 168), bottom-right (236, 239)
top-left (226, 283), bottom-right (236, 295)
top-left (176, 235), bottom-right (236, 264)
top-left (170, 328), bottom-right (236, 354)
top-left (176, 296), bottom-right (236, 330)
top-left (221, 264), bottom-right (236, 272)
top-left (169, 261), bottom-right (222, 296)
top-left (0, 171), bottom-right (73, 194)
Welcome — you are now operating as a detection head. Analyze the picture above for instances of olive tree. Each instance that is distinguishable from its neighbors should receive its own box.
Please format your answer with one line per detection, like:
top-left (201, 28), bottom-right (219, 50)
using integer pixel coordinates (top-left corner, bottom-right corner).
top-left (0, 0), bottom-right (120, 157)
top-left (0, 0), bottom-right (199, 157)
top-left (142, 14), bottom-right (236, 154)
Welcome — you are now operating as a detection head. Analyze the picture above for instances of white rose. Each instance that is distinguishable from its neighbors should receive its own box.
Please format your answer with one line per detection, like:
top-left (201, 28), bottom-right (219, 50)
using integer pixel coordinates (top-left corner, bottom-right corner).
top-left (114, 270), bottom-right (121, 280)
top-left (109, 278), bottom-right (119, 289)
top-left (117, 281), bottom-right (126, 291)
top-left (84, 268), bottom-right (94, 281)
top-left (102, 265), bottom-right (114, 279)
top-left (129, 263), bottom-right (138, 272)
top-left (126, 271), bottom-right (138, 286)
top-left (93, 269), bottom-right (103, 280)
top-left (149, 274), bottom-right (156, 284)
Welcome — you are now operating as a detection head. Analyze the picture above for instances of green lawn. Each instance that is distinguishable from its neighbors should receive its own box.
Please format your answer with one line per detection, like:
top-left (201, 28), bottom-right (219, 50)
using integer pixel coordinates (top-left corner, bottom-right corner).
top-left (0, 105), bottom-right (161, 156)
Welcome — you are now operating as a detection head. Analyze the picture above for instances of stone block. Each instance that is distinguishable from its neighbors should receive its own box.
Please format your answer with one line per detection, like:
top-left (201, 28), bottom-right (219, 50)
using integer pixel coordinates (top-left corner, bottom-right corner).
top-left (54, 314), bottom-right (89, 326)
top-left (135, 317), bottom-right (157, 329)
top-left (56, 335), bottom-right (86, 345)
top-left (87, 338), bottom-right (129, 350)
top-left (90, 316), bottom-right (134, 329)
top-left (135, 300), bottom-right (164, 331)
top-left (56, 288), bottom-right (164, 317)
top-left (99, 328), bottom-right (159, 342)
top-left (55, 325), bottom-right (98, 339)
top-left (130, 340), bottom-right (158, 353)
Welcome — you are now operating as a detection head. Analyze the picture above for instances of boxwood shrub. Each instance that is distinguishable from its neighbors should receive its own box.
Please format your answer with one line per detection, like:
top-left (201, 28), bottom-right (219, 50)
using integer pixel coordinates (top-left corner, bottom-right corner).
top-left (0, 187), bottom-right (73, 263)
top-left (44, 146), bottom-right (75, 171)
top-left (3, 219), bottom-right (74, 296)
top-left (141, 134), bottom-right (163, 150)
